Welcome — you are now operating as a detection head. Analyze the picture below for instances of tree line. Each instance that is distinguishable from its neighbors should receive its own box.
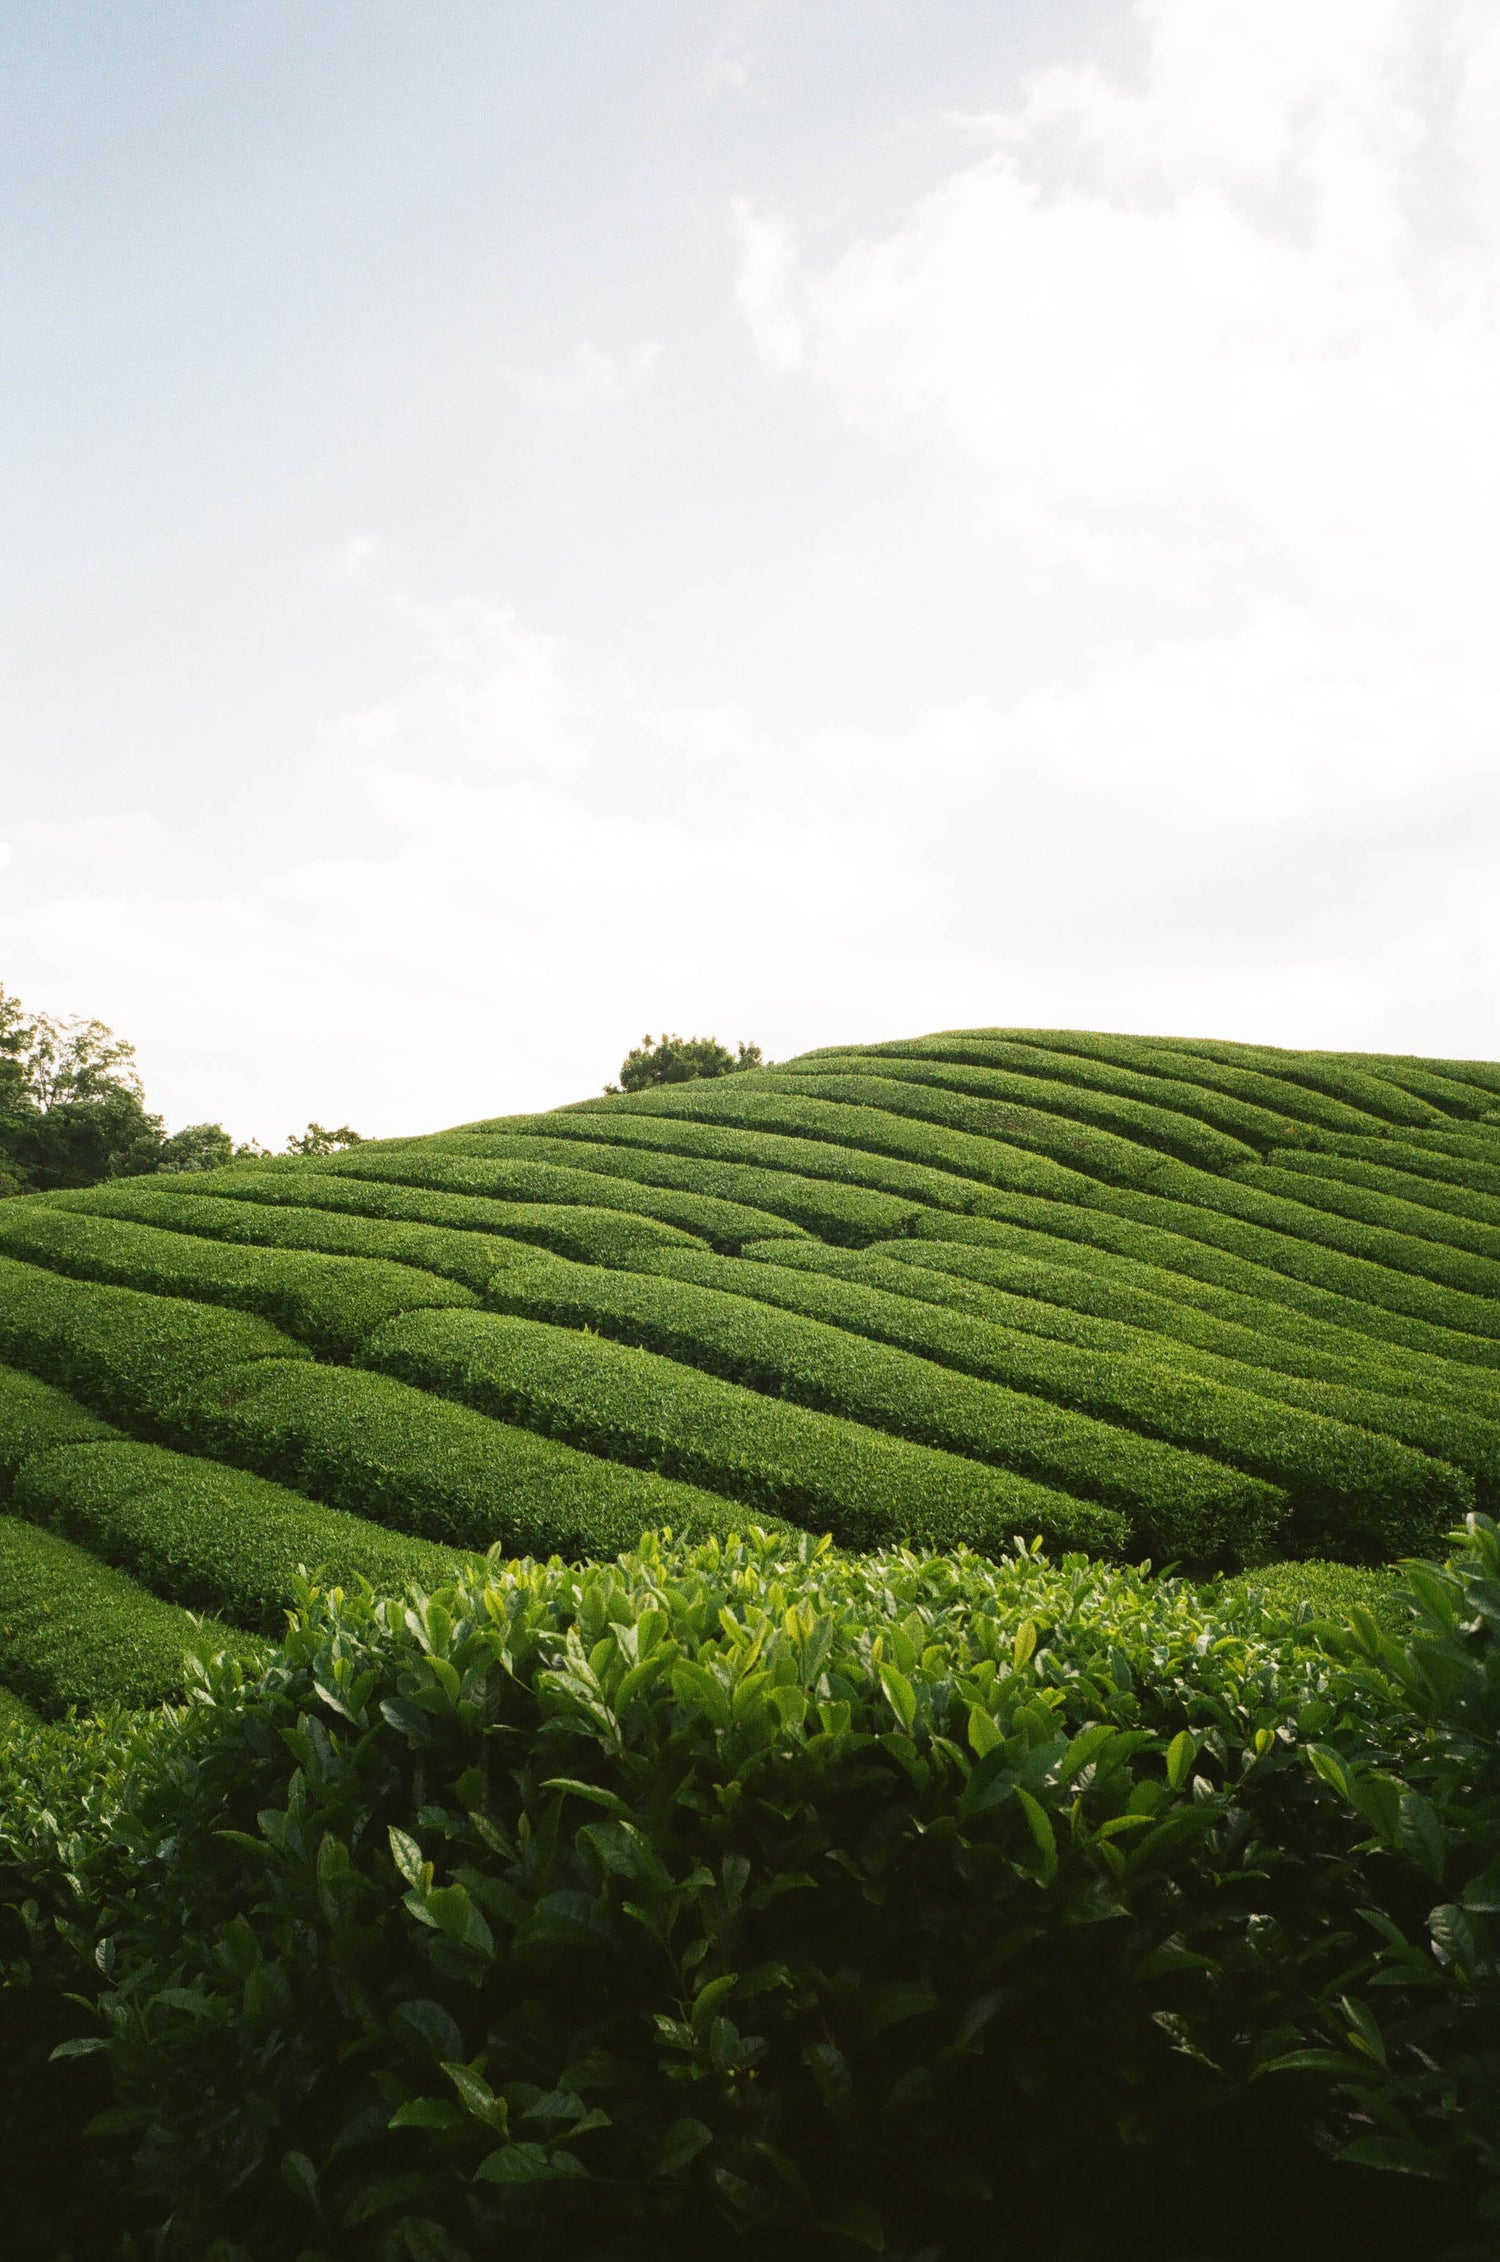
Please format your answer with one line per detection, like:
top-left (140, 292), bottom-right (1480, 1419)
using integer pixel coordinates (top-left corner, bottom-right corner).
top-left (0, 983), bottom-right (361, 1197)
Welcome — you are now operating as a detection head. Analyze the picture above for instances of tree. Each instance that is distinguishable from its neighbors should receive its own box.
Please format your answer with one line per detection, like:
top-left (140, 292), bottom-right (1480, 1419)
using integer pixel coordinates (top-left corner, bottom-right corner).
top-left (607, 1033), bottom-right (764, 1095)
top-left (285, 1123), bottom-right (365, 1156)
top-left (0, 983), bottom-right (164, 1193)
top-left (155, 1122), bottom-right (241, 1174)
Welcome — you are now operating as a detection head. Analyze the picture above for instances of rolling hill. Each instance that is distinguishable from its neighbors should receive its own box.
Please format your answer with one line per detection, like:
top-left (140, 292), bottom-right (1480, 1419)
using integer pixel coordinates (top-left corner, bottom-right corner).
top-left (3, 1023), bottom-right (1499, 1718)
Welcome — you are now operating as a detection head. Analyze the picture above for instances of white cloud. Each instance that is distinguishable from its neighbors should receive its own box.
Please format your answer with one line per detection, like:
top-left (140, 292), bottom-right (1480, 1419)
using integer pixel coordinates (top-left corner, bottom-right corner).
top-left (497, 340), bottom-right (663, 410)
top-left (7, 2), bottom-right (1500, 1135)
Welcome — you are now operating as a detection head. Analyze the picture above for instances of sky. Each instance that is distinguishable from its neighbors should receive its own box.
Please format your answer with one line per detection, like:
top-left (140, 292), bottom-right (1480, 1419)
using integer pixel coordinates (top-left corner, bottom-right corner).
top-left (2, 0), bottom-right (1499, 1143)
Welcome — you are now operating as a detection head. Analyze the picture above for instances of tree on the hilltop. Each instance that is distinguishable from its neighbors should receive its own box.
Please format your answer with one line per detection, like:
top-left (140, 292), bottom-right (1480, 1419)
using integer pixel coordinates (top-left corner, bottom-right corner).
top-left (285, 1122), bottom-right (365, 1156)
top-left (606, 1033), bottom-right (764, 1095)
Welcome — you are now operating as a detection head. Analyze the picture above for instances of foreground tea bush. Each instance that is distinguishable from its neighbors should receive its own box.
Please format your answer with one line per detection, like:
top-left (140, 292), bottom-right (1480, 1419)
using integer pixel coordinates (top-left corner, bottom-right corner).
top-left (2, 1524), bottom-right (1496, 2261)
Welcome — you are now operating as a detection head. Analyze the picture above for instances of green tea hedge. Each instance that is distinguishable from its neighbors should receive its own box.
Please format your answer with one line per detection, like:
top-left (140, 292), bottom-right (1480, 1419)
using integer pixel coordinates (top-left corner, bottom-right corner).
top-left (60, 1178), bottom-right (707, 1275)
top-left (0, 1514), bottom-right (253, 1714)
top-left (2, 1521), bottom-right (1494, 2258)
top-left (628, 1245), bottom-right (1479, 1550)
top-left (0, 1255), bottom-right (308, 1430)
top-left (0, 1359), bottom-right (117, 1492)
top-left (1236, 1160), bottom-right (1500, 1256)
top-left (305, 1146), bottom-right (808, 1252)
top-left (774, 1050), bottom-right (1260, 1169)
top-left (0, 1202), bottom-right (477, 1358)
top-left (446, 1130), bottom-right (934, 1245)
top-left (363, 1306), bottom-right (1126, 1558)
top-left (13, 1438), bottom-right (468, 1632)
top-left (194, 1357), bottom-right (750, 1559)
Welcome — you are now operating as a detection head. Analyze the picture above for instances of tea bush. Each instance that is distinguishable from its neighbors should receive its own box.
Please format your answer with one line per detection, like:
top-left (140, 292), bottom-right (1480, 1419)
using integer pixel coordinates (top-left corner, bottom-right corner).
top-left (13, 1439), bottom-right (468, 1631)
top-left (473, 1243), bottom-right (1439, 1562)
top-left (1, 1520), bottom-right (1494, 2259)
top-left (307, 1145), bottom-right (808, 1252)
top-left (363, 1305), bottom-right (1126, 1557)
top-left (1235, 1161), bottom-right (1500, 1258)
top-left (0, 1359), bottom-right (117, 1492)
top-left (59, 1178), bottom-right (706, 1275)
top-left (0, 1202), bottom-right (478, 1358)
top-left (773, 1050), bottom-right (1261, 1169)
top-left (430, 1129), bottom-right (931, 1245)
top-left (627, 1244), bottom-right (1483, 1545)
top-left (0, 1513), bottom-right (253, 1713)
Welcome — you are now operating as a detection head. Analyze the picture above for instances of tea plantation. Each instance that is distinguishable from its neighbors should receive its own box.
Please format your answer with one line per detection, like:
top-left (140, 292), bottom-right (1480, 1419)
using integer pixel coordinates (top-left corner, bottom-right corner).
top-left (1, 1029), bottom-right (1497, 2258)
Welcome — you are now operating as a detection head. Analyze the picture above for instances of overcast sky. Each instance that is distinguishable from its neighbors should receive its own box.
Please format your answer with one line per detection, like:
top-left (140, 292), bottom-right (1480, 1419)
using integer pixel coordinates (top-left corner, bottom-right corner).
top-left (2, 0), bottom-right (1498, 1141)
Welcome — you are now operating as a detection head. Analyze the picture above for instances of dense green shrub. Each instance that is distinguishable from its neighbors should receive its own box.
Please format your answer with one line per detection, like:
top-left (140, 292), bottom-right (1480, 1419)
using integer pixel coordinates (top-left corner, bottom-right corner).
top-left (1087, 1166), bottom-right (1500, 1332)
top-left (1143, 1037), bottom-right (1448, 1128)
top-left (1239, 1158), bottom-right (1500, 1252)
top-left (1219, 1556), bottom-right (1408, 1632)
top-left (13, 1439), bottom-right (468, 1632)
top-left (61, 1175), bottom-right (707, 1272)
top-left (0, 1202), bottom-right (478, 1358)
top-left (912, 1204), bottom-right (1500, 1372)
top-left (0, 1360), bottom-right (117, 1492)
top-left (727, 1067), bottom-right (1188, 1189)
top-left (433, 1129), bottom-right (932, 1245)
top-left (1215, 1160), bottom-right (1500, 1273)
top-left (0, 1514), bottom-right (253, 1714)
top-left (2, 1522), bottom-right (1495, 2259)
top-left (194, 1357), bottom-right (749, 1559)
top-left (962, 1030), bottom-right (1394, 1134)
top-left (623, 1245), bottom-right (1469, 1556)
top-left (795, 1032), bottom-right (1323, 1151)
top-left (364, 1305), bottom-right (1125, 1558)
top-left (568, 1077), bottom-right (1102, 1202)
top-left (0, 1255), bottom-right (308, 1431)
top-left (459, 1106), bottom-right (997, 1218)
top-left (1267, 1145), bottom-right (1500, 1220)
top-left (774, 1049), bottom-right (1260, 1169)
top-left (0, 1682), bottom-right (38, 1735)
top-left (470, 1246), bottom-right (1287, 1561)
top-left (784, 1233), bottom-right (1500, 1416)
top-left (300, 1146), bottom-right (809, 1252)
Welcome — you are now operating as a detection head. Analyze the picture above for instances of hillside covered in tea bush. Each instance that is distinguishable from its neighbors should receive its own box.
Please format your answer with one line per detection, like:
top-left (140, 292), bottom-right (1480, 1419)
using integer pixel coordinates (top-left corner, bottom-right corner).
top-left (2, 1024), bottom-right (1500, 1720)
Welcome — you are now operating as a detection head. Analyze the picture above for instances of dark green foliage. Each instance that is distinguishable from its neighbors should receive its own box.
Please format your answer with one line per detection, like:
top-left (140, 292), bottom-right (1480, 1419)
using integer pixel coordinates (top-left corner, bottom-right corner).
top-left (364, 1304), bottom-right (1131, 1558)
top-left (611, 1032), bottom-right (763, 1092)
top-left (2, 1522), bottom-right (1495, 2258)
top-left (564, 1074), bottom-right (1101, 1202)
top-left (0, 1681), bottom-right (37, 1734)
top-left (945, 1028), bottom-right (1396, 1134)
top-left (61, 1177), bottom-right (704, 1276)
top-left (469, 1244), bottom-right (1295, 1562)
top-left (1219, 1556), bottom-right (1409, 1632)
top-left (776, 1048), bottom-right (1261, 1169)
top-left (782, 1232), bottom-right (1500, 1416)
top-left (0, 1513), bottom-right (252, 1714)
top-left (911, 1202), bottom-right (1500, 1371)
top-left (1241, 1156), bottom-right (1500, 1253)
top-left (796, 1031), bottom-right (1328, 1151)
top-left (154, 1122), bottom-right (239, 1174)
top-left (0, 1201), bottom-right (478, 1358)
top-left (432, 1128), bottom-right (933, 1244)
top-left (1268, 1144), bottom-right (1500, 1220)
top-left (466, 1100), bottom-right (1006, 1217)
top-left (296, 1144), bottom-right (809, 1252)
top-left (0, 1360), bottom-right (117, 1493)
top-left (197, 1356), bottom-right (749, 1559)
top-left (1143, 1035), bottom-right (1451, 1127)
top-left (622, 1244), bottom-right (1468, 1557)
top-left (1087, 1163), bottom-right (1500, 1330)
top-left (286, 1122), bottom-right (365, 1155)
top-left (728, 1066), bottom-right (1189, 1189)
top-left (0, 1254), bottom-right (308, 1432)
top-left (14, 1439), bottom-right (468, 1633)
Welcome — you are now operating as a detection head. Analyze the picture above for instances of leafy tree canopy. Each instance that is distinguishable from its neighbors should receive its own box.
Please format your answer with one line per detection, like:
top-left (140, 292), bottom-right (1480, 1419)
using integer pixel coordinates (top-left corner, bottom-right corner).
top-left (608, 1032), bottom-right (763, 1095)
top-left (285, 1122), bottom-right (365, 1157)
top-left (1, 983), bottom-right (363, 1194)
